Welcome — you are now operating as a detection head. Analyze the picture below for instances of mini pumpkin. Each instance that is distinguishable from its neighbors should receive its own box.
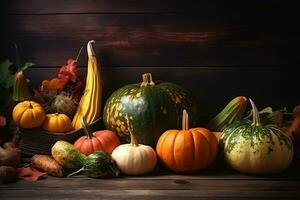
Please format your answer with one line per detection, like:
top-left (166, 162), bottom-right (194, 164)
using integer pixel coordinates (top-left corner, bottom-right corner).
top-left (221, 99), bottom-right (294, 175)
top-left (42, 113), bottom-right (73, 133)
top-left (74, 117), bottom-right (120, 155)
top-left (156, 110), bottom-right (218, 173)
top-left (112, 116), bottom-right (157, 175)
top-left (13, 101), bottom-right (45, 129)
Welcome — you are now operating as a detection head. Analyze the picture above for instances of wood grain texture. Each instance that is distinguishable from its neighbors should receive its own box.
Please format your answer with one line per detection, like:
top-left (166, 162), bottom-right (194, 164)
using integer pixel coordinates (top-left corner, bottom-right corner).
top-left (1, 0), bottom-right (287, 14)
top-left (0, 11), bottom-right (292, 67)
top-left (1, 175), bottom-right (300, 199)
top-left (23, 66), bottom-right (300, 124)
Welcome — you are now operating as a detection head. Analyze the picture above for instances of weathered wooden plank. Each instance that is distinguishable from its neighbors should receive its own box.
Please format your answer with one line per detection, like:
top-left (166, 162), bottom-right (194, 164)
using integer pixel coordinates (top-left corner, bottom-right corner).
top-left (23, 66), bottom-right (300, 124)
top-left (0, 188), bottom-right (299, 200)
top-left (0, 12), bottom-right (291, 67)
top-left (0, 0), bottom-right (286, 14)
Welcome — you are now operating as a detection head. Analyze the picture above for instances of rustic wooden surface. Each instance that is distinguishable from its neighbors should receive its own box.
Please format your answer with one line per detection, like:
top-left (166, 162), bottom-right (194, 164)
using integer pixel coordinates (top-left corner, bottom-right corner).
top-left (1, 162), bottom-right (300, 200)
top-left (0, 0), bottom-right (297, 116)
top-left (1, 1), bottom-right (299, 199)
top-left (0, 0), bottom-right (294, 66)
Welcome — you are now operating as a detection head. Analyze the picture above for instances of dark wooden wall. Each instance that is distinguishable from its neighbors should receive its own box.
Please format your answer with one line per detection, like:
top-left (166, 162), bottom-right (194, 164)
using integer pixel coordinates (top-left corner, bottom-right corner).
top-left (0, 0), bottom-right (298, 123)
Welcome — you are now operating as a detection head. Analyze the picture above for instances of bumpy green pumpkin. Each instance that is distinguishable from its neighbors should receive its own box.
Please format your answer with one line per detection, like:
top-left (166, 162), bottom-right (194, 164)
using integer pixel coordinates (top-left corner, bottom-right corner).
top-left (103, 73), bottom-right (198, 146)
top-left (221, 99), bottom-right (293, 175)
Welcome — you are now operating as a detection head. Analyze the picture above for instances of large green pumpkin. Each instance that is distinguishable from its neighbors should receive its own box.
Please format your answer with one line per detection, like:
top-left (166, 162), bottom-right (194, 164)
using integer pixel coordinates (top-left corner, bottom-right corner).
top-left (103, 73), bottom-right (198, 146)
top-left (220, 99), bottom-right (293, 175)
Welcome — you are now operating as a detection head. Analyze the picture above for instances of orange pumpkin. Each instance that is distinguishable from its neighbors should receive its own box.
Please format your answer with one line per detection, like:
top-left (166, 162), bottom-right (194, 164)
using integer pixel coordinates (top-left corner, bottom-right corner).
top-left (42, 113), bottom-right (73, 133)
top-left (156, 110), bottom-right (218, 173)
top-left (74, 117), bottom-right (120, 155)
top-left (13, 101), bottom-right (46, 129)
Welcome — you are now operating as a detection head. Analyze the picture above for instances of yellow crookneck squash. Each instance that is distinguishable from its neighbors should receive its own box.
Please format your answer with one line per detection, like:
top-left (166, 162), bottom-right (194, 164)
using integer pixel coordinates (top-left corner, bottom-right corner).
top-left (72, 40), bottom-right (102, 130)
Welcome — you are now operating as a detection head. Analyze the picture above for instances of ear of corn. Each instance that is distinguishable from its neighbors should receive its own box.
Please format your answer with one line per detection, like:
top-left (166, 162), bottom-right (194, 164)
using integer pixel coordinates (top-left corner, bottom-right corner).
top-left (72, 40), bottom-right (102, 130)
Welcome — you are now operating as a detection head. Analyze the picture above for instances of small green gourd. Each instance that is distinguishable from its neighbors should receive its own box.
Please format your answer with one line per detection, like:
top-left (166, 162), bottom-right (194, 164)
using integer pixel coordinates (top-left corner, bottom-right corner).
top-left (68, 151), bottom-right (119, 178)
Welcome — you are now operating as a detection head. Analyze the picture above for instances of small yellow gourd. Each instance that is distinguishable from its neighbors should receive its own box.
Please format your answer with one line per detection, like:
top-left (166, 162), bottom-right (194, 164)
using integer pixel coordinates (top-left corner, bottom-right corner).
top-left (43, 113), bottom-right (73, 133)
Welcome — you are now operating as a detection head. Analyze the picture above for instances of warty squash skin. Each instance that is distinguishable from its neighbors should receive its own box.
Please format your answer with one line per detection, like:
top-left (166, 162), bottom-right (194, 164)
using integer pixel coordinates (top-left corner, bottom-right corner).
top-left (222, 99), bottom-right (294, 175)
top-left (156, 110), bottom-right (218, 173)
top-left (103, 73), bottom-right (198, 146)
top-left (12, 101), bottom-right (45, 129)
top-left (42, 113), bottom-right (73, 133)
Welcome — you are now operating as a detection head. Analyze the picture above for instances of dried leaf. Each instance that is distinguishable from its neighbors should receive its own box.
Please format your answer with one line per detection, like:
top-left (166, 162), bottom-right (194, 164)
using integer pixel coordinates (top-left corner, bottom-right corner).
top-left (17, 167), bottom-right (47, 182)
top-left (58, 59), bottom-right (78, 82)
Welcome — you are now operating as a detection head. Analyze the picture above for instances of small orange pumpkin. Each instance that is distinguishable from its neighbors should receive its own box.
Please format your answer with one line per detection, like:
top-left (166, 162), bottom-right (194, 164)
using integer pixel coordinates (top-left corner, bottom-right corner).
top-left (42, 113), bottom-right (73, 133)
top-left (13, 101), bottom-right (46, 129)
top-left (156, 110), bottom-right (218, 173)
top-left (74, 117), bottom-right (120, 155)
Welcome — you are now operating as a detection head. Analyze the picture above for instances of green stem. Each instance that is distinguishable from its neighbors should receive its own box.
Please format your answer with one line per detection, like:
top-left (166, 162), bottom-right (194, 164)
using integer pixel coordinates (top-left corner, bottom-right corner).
top-left (67, 168), bottom-right (84, 177)
top-left (182, 109), bottom-right (189, 130)
top-left (125, 114), bottom-right (139, 146)
top-left (249, 98), bottom-right (261, 126)
top-left (109, 164), bottom-right (120, 177)
top-left (81, 117), bottom-right (93, 139)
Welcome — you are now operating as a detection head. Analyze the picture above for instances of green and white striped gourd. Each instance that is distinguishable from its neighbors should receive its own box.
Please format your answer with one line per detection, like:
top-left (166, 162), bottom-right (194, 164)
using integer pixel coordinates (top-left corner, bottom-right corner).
top-left (221, 99), bottom-right (293, 175)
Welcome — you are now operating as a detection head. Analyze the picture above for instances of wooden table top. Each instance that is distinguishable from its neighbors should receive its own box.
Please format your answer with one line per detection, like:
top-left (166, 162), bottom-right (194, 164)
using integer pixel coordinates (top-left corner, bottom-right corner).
top-left (1, 161), bottom-right (300, 200)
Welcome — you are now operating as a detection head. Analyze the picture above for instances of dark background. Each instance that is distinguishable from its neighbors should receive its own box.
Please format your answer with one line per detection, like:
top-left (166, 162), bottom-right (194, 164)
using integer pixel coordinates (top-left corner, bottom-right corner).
top-left (0, 0), bottom-right (298, 124)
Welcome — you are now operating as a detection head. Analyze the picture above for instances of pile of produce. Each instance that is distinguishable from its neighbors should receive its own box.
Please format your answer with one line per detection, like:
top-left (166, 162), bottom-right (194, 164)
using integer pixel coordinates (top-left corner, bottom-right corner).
top-left (1, 42), bottom-right (300, 185)
top-left (8, 40), bottom-right (102, 134)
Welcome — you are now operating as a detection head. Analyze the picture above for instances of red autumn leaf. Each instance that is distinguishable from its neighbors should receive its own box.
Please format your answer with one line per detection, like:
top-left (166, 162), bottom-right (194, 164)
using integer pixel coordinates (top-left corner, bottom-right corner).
top-left (17, 167), bottom-right (47, 182)
top-left (0, 115), bottom-right (6, 126)
top-left (58, 59), bottom-right (78, 82)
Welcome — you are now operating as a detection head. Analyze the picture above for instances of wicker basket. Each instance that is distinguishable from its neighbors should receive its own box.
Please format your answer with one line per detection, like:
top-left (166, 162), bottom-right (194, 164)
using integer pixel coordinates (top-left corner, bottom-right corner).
top-left (19, 118), bottom-right (102, 156)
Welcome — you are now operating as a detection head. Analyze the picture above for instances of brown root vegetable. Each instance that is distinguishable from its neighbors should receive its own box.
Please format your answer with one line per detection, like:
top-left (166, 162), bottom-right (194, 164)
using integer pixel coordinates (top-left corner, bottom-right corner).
top-left (31, 155), bottom-right (64, 177)
top-left (0, 166), bottom-right (18, 183)
top-left (0, 147), bottom-right (21, 168)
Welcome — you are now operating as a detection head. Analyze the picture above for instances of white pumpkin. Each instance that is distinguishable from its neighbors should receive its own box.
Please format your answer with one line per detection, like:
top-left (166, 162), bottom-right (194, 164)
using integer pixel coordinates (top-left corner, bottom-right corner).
top-left (112, 127), bottom-right (157, 175)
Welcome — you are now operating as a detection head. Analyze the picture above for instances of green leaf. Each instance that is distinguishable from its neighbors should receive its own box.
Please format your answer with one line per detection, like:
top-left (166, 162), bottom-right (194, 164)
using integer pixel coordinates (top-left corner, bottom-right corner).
top-left (0, 59), bottom-right (13, 88)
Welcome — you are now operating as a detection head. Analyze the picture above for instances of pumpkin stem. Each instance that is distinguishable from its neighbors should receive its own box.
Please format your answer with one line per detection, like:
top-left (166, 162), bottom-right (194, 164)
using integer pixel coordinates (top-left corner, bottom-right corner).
top-left (81, 117), bottom-right (93, 140)
top-left (141, 73), bottom-right (155, 87)
top-left (28, 101), bottom-right (33, 109)
top-left (182, 109), bottom-right (189, 130)
top-left (125, 115), bottom-right (139, 146)
top-left (249, 98), bottom-right (261, 126)
top-left (87, 40), bottom-right (95, 57)
top-left (67, 168), bottom-right (84, 177)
